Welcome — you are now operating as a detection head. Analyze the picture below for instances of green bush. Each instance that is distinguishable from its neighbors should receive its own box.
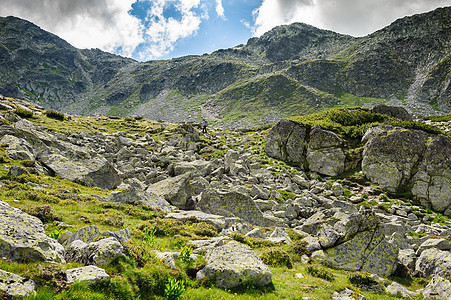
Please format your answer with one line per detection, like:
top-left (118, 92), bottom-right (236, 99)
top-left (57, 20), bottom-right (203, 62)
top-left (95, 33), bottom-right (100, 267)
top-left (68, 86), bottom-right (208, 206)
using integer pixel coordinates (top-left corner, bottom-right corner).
top-left (260, 249), bottom-right (293, 269)
top-left (347, 271), bottom-right (377, 286)
top-left (14, 108), bottom-right (33, 118)
top-left (129, 264), bottom-right (178, 298)
top-left (44, 110), bottom-right (65, 121)
top-left (306, 265), bottom-right (335, 281)
top-left (423, 115), bottom-right (451, 122)
top-left (123, 240), bottom-right (154, 267)
top-left (23, 204), bottom-right (60, 223)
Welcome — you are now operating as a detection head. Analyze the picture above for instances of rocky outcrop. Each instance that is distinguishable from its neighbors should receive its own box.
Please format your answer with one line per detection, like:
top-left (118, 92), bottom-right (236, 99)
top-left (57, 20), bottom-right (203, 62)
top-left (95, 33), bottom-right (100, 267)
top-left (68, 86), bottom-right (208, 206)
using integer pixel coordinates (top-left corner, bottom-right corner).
top-left (0, 200), bottom-right (65, 263)
top-left (264, 119), bottom-right (307, 164)
top-left (411, 134), bottom-right (451, 214)
top-left (421, 275), bottom-right (451, 300)
top-left (0, 269), bottom-right (35, 297)
top-left (309, 210), bottom-right (399, 277)
top-left (197, 241), bottom-right (272, 289)
top-left (362, 126), bottom-right (428, 192)
top-left (370, 104), bottom-right (412, 121)
top-left (415, 248), bottom-right (451, 278)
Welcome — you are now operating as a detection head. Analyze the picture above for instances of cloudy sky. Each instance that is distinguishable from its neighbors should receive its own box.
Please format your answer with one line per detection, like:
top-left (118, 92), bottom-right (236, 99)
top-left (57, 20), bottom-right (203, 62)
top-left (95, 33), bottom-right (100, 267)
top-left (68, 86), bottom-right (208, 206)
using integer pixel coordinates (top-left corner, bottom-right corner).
top-left (1, 0), bottom-right (450, 61)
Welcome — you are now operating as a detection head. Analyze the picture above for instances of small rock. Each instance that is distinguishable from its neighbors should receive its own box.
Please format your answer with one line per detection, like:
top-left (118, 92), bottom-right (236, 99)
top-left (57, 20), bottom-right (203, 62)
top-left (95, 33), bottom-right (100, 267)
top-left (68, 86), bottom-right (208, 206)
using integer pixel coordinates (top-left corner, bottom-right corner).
top-left (66, 266), bottom-right (110, 284)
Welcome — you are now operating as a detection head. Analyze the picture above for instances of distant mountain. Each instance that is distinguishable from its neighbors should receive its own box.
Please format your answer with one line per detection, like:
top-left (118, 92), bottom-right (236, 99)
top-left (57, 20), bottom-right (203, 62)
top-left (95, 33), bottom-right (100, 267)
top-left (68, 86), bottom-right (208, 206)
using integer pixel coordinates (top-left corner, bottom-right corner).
top-left (0, 7), bottom-right (450, 128)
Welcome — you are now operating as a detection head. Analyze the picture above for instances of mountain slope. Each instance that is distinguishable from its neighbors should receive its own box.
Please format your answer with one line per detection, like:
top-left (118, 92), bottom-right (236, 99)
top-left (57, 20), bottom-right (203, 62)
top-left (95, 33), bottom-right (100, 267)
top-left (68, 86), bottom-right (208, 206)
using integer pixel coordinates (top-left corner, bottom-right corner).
top-left (0, 7), bottom-right (450, 127)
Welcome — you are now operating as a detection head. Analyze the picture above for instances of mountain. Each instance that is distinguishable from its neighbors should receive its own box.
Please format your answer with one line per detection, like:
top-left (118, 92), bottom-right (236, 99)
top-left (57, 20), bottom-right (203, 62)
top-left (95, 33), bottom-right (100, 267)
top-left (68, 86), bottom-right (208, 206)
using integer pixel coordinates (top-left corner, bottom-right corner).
top-left (0, 7), bottom-right (450, 127)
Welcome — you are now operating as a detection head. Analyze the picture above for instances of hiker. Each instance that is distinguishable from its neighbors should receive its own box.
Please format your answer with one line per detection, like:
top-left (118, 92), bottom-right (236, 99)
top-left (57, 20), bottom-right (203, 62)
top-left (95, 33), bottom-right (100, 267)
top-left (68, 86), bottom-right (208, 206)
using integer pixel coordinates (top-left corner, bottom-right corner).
top-left (201, 119), bottom-right (208, 133)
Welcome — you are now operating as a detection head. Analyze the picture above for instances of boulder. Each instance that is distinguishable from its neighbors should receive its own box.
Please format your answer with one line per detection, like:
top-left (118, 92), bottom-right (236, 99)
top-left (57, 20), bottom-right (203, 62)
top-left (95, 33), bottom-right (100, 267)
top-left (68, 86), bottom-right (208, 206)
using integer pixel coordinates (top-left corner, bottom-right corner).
top-left (306, 148), bottom-right (346, 177)
top-left (0, 269), bottom-right (35, 297)
top-left (421, 275), bottom-right (451, 300)
top-left (314, 211), bottom-right (399, 277)
top-left (63, 225), bottom-right (102, 246)
top-left (197, 241), bottom-right (272, 289)
top-left (411, 134), bottom-right (451, 214)
top-left (415, 248), bottom-right (451, 277)
top-left (107, 186), bottom-right (173, 212)
top-left (172, 160), bottom-right (215, 176)
top-left (362, 126), bottom-right (428, 191)
top-left (332, 288), bottom-right (365, 300)
top-left (0, 200), bottom-right (65, 263)
top-left (41, 153), bottom-right (121, 190)
top-left (101, 228), bottom-right (132, 243)
top-left (147, 172), bottom-right (194, 209)
top-left (416, 238), bottom-right (451, 256)
top-left (0, 134), bottom-right (35, 160)
top-left (197, 188), bottom-right (272, 227)
top-left (65, 237), bottom-right (123, 266)
top-left (66, 266), bottom-right (110, 284)
top-left (385, 282), bottom-right (416, 298)
top-left (264, 119), bottom-right (307, 164)
top-left (398, 248), bottom-right (417, 271)
top-left (267, 227), bottom-right (292, 244)
top-left (370, 104), bottom-right (412, 121)
top-left (165, 210), bottom-right (226, 231)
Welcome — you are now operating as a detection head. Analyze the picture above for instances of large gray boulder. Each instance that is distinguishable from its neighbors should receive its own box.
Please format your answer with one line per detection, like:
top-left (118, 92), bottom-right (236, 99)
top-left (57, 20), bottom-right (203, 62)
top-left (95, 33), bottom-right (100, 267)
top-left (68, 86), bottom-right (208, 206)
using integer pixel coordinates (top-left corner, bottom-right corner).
top-left (362, 126), bottom-right (429, 191)
top-left (421, 275), bottom-right (451, 300)
top-left (41, 153), bottom-right (121, 190)
top-left (0, 200), bottom-right (65, 263)
top-left (65, 237), bottom-right (123, 266)
top-left (0, 269), bottom-right (35, 297)
top-left (147, 172), bottom-right (194, 209)
top-left (197, 188), bottom-right (273, 227)
top-left (197, 241), bottom-right (272, 289)
top-left (165, 210), bottom-right (226, 231)
top-left (60, 225), bottom-right (132, 246)
top-left (264, 119), bottom-right (307, 164)
top-left (0, 134), bottom-right (35, 160)
top-left (370, 104), bottom-right (413, 121)
top-left (411, 134), bottom-right (451, 215)
top-left (312, 210), bottom-right (399, 277)
top-left (172, 160), bottom-right (216, 176)
top-left (415, 248), bottom-right (451, 277)
top-left (107, 186), bottom-right (174, 212)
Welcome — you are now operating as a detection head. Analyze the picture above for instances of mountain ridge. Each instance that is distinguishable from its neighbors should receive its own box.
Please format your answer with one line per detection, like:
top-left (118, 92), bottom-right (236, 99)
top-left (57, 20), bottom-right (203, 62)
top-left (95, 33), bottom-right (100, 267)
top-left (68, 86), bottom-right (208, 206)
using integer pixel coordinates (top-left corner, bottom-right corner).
top-left (0, 7), bottom-right (450, 128)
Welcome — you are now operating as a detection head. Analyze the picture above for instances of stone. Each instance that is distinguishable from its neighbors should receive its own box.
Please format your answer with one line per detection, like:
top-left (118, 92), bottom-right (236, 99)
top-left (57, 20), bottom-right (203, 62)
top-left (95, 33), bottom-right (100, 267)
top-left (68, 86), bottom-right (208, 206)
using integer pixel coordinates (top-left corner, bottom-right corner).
top-left (65, 237), bottom-right (123, 266)
top-left (107, 186), bottom-right (174, 212)
top-left (0, 134), bottom-right (35, 160)
top-left (101, 227), bottom-right (132, 243)
top-left (165, 210), bottom-right (226, 231)
top-left (416, 238), bottom-right (451, 256)
top-left (0, 269), bottom-right (35, 297)
top-left (197, 241), bottom-right (272, 289)
top-left (245, 228), bottom-right (266, 239)
top-left (197, 188), bottom-right (272, 227)
top-left (66, 266), bottom-right (110, 284)
top-left (362, 126), bottom-right (429, 192)
top-left (147, 172), bottom-right (194, 209)
top-left (411, 134), bottom-right (451, 214)
top-left (264, 119), bottom-right (307, 164)
top-left (267, 227), bottom-right (292, 244)
top-left (172, 160), bottom-right (215, 176)
top-left (415, 248), bottom-right (451, 277)
top-left (421, 275), bottom-right (451, 300)
top-left (398, 248), bottom-right (417, 271)
top-left (385, 282), bottom-right (416, 298)
top-left (187, 236), bottom-right (231, 254)
top-left (306, 148), bottom-right (346, 177)
top-left (41, 153), bottom-right (121, 190)
top-left (331, 182), bottom-right (345, 197)
top-left (332, 288), bottom-right (365, 300)
top-left (0, 200), bottom-right (65, 263)
top-left (63, 225), bottom-right (102, 246)
top-left (370, 104), bottom-right (412, 121)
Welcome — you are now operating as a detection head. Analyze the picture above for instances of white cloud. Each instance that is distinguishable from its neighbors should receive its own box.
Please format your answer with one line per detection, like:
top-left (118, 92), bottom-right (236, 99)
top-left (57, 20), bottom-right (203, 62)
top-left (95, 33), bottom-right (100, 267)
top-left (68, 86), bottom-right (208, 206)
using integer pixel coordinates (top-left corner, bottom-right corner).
top-left (252, 0), bottom-right (451, 37)
top-left (0, 0), bottom-right (211, 60)
top-left (140, 0), bottom-right (207, 59)
top-left (215, 0), bottom-right (225, 19)
top-left (0, 0), bottom-right (144, 57)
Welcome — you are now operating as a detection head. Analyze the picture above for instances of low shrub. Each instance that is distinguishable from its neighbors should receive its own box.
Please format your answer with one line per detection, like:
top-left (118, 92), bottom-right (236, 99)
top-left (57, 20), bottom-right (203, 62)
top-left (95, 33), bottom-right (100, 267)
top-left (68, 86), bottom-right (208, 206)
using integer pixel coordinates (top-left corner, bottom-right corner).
top-left (14, 108), bottom-right (33, 118)
top-left (23, 204), bottom-right (60, 223)
top-left (347, 271), bottom-right (377, 286)
top-left (123, 240), bottom-right (154, 267)
top-left (260, 249), bottom-right (293, 269)
top-left (165, 279), bottom-right (186, 300)
top-left (44, 110), bottom-right (65, 121)
top-left (306, 265), bottom-right (335, 281)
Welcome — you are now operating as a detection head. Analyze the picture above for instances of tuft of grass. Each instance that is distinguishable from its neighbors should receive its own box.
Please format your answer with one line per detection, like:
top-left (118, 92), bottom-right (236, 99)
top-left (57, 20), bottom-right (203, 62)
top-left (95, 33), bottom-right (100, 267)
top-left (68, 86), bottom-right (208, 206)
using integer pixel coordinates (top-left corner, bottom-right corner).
top-left (306, 265), bottom-right (335, 281)
top-left (44, 110), bottom-right (65, 121)
top-left (14, 108), bottom-right (34, 118)
top-left (260, 249), bottom-right (293, 269)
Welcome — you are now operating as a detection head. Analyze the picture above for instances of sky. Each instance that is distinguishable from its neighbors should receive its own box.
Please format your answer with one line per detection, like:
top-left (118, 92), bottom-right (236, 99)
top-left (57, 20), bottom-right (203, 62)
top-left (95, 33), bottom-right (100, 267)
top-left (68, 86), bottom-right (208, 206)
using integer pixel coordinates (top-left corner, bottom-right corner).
top-left (0, 0), bottom-right (450, 62)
